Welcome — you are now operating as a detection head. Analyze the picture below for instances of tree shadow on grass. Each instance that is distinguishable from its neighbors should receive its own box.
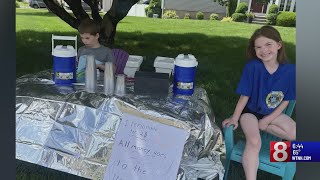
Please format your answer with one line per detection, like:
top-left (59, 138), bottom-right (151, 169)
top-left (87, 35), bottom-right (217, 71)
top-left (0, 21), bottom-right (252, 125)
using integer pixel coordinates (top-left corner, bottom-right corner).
top-left (16, 30), bottom-right (296, 179)
top-left (16, 30), bottom-right (296, 119)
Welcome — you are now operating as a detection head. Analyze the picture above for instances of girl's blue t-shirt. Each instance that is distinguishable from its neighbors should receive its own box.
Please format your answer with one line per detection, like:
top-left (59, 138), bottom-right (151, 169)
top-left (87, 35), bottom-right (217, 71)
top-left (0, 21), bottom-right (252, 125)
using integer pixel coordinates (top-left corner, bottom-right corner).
top-left (236, 59), bottom-right (296, 115)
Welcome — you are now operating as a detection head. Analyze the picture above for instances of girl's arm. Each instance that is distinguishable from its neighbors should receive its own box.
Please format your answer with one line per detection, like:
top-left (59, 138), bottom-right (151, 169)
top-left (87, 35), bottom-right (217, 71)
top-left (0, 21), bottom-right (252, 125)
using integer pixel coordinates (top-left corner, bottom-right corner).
top-left (231, 95), bottom-right (249, 121)
top-left (222, 95), bottom-right (249, 129)
top-left (261, 100), bottom-right (289, 124)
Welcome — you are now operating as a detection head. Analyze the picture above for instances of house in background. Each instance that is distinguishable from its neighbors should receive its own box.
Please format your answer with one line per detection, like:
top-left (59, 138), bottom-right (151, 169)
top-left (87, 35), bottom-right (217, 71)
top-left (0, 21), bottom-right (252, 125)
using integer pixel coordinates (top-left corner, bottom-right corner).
top-left (239, 0), bottom-right (296, 24)
top-left (127, 0), bottom-right (149, 17)
top-left (241, 0), bottom-right (296, 14)
top-left (162, 0), bottom-right (226, 19)
top-left (107, 0), bottom-right (296, 19)
top-left (161, 0), bottom-right (295, 19)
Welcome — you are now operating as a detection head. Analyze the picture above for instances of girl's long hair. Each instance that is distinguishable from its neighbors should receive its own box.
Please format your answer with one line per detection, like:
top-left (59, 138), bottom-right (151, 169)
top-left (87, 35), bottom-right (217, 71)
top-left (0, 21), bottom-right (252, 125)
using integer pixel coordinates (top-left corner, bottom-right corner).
top-left (246, 26), bottom-right (288, 63)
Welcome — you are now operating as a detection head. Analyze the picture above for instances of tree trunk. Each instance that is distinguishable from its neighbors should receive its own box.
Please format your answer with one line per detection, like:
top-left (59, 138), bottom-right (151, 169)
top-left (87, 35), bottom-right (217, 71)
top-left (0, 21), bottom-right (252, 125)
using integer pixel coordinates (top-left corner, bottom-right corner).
top-left (44, 0), bottom-right (139, 47)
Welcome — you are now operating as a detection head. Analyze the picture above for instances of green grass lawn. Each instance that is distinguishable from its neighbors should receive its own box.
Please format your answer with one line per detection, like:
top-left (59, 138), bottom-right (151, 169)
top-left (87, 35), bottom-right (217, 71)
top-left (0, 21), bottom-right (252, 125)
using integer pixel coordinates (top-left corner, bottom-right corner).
top-left (16, 8), bottom-right (296, 180)
top-left (16, 1), bottom-right (29, 8)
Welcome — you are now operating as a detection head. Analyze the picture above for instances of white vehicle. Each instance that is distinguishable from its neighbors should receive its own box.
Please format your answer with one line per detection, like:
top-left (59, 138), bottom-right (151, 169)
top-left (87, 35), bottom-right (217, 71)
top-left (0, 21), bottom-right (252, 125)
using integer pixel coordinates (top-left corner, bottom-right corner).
top-left (29, 0), bottom-right (47, 9)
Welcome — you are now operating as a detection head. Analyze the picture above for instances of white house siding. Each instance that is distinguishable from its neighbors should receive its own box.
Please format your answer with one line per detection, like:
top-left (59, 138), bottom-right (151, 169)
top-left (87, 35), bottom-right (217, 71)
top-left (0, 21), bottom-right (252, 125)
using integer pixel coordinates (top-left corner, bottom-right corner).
top-left (240, 0), bottom-right (249, 3)
top-left (127, 4), bottom-right (148, 17)
top-left (102, 0), bottom-right (113, 12)
top-left (163, 0), bottom-right (226, 19)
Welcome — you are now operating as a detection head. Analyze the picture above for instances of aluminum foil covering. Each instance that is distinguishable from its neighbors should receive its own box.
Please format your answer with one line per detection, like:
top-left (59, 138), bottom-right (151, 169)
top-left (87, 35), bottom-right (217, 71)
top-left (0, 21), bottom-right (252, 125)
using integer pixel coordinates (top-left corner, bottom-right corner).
top-left (16, 70), bottom-right (225, 180)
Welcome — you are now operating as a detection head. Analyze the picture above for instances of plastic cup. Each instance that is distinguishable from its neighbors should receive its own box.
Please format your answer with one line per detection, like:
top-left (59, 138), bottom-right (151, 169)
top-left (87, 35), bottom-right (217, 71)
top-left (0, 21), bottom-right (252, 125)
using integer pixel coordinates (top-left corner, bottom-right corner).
top-left (85, 55), bottom-right (97, 93)
top-left (114, 74), bottom-right (126, 97)
top-left (104, 62), bottom-right (115, 95)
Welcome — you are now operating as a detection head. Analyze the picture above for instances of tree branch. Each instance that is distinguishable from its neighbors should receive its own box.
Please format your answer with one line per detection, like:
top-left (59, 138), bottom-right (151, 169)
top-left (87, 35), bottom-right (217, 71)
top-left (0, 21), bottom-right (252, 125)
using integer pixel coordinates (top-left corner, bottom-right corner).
top-left (100, 0), bottom-right (138, 46)
top-left (64, 0), bottom-right (90, 21)
top-left (45, 0), bottom-right (139, 46)
top-left (112, 0), bottom-right (139, 23)
top-left (83, 0), bottom-right (102, 24)
top-left (43, 0), bottom-right (79, 28)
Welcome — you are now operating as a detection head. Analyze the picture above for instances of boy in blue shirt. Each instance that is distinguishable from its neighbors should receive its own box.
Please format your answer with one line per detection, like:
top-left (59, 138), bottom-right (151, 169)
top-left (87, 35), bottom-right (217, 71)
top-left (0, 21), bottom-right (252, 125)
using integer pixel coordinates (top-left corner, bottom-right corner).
top-left (222, 26), bottom-right (296, 180)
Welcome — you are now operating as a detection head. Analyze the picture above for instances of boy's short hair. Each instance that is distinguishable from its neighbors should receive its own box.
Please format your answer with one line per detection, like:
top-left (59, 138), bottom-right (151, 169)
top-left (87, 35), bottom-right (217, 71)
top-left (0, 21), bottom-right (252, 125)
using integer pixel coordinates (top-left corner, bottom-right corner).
top-left (78, 19), bottom-right (100, 35)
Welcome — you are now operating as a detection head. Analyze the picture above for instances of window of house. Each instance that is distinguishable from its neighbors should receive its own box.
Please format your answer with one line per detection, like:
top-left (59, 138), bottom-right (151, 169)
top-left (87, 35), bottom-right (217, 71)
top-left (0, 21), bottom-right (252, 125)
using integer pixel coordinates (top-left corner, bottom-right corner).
top-left (285, 0), bottom-right (292, 11)
top-left (279, 0), bottom-right (285, 11)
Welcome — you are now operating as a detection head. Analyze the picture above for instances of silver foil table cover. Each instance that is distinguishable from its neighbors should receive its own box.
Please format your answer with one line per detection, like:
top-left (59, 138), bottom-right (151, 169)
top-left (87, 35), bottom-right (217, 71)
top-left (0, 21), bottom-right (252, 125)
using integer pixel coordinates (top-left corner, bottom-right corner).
top-left (16, 70), bottom-right (225, 180)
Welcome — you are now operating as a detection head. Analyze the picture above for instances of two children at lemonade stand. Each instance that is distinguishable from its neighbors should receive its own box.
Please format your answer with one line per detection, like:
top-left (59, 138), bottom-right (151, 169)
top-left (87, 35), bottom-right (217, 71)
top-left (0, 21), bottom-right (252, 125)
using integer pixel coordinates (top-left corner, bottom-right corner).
top-left (76, 19), bottom-right (115, 82)
top-left (222, 25), bottom-right (296, 180)
top-left (75, 21), bottom-right (296, 179)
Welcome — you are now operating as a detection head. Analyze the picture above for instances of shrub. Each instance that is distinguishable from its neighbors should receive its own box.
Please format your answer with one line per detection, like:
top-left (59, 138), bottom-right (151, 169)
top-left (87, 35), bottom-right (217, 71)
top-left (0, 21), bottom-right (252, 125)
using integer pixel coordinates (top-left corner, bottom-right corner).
top-left (276, 12), bottom-right (296, 27)
top-left (145, 0), bottom-right (162, 18)
top-left (221, 17), bottom-right (233, 22)
top-left (16, 1), bottom-right (20, 8)
top-left (196, 11), bottom-right (204, 20)
top-left (245, 12), bottom-right (255, 19)
top-left (145, 8), bottom-right (153, 17)
top-left (268, 4), bottom-right (279, 14)
top-left (184, 13), bottom-right (191, 19)
top-left (210, 13), bottom-right (219, 20)
top-left (231, 13), bottom-right (246, 22)
top-left (266, 13), bottom-right (277, 25)
top-left (245, 12), bottom-right (254, 23)
top-left (163, 10), bottom-right (179, 19)
top-left (228, 0), bottom-right (238, 16)
top-left (235, 2), bottom-right (248, 14)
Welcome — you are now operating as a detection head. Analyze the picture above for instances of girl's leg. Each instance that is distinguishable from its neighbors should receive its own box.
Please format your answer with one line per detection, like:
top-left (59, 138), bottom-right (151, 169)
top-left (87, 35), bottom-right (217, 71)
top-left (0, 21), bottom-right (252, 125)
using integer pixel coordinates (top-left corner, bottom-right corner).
top-left (240, 113), bottom-right (261, 180)
top-left (264, 114), bottom-right (296, 141)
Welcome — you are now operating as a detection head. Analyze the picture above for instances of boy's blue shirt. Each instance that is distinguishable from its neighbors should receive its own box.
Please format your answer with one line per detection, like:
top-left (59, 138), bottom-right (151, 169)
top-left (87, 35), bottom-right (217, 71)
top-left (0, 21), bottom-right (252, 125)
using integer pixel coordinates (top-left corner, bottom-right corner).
top-left (236, 59), bottom-right (296, 115)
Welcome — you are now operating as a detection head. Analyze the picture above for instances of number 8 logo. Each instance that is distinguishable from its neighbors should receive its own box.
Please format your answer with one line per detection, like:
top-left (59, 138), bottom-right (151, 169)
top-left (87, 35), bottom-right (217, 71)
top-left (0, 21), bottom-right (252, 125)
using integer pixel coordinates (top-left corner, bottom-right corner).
top-left (273, 142), bottom-right (288, 162)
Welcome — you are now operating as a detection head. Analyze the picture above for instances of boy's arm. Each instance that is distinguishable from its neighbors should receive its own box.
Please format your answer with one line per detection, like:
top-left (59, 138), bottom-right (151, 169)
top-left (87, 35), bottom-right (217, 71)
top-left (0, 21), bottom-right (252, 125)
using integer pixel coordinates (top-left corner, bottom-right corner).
top-left (96, 64), bottom-right (105, 71)
top-left (222, 95), bottom-right (249, 129)
top-left (77, 46), bottom-right (84, 64)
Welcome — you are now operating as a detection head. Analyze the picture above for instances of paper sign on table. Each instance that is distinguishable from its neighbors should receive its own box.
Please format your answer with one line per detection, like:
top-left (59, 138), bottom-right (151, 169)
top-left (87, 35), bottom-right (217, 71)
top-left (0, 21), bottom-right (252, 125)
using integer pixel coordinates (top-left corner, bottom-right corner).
top-left (104, 113), bottom-right (189, 180)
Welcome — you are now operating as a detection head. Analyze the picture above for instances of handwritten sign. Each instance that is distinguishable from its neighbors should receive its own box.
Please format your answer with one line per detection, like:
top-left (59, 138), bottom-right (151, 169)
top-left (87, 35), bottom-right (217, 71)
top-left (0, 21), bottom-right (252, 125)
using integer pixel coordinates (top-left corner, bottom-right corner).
top-left (104, 113), bottom-right (189, 180)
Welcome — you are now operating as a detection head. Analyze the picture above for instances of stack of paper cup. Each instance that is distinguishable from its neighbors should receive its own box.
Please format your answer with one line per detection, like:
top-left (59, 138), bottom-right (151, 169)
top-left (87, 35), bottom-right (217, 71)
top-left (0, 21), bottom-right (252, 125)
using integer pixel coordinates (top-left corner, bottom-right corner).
top-left (114, 74), bottom-right (126, 97)
top-left (104, 62), bottom-right (114, 95)
top-left (85, 55), bottom-right (97, 93)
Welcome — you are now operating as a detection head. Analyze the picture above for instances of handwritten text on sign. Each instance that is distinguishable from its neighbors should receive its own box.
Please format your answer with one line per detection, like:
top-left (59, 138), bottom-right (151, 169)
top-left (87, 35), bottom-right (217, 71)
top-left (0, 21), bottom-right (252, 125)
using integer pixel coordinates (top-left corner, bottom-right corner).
top-left (104, 113), bottom-right (189, 180)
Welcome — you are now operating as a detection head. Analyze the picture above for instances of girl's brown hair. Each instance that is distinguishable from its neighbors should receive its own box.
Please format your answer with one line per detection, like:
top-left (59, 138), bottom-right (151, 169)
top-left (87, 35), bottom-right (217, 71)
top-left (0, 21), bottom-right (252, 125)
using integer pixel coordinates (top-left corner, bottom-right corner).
top-left (246, 25), bottom-right (287, 63)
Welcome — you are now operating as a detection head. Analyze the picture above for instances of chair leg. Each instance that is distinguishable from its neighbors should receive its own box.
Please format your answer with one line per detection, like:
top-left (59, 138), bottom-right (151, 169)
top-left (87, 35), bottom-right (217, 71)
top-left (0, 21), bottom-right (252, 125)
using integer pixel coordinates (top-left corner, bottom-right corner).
top-left (223, 158), bottom-right (231, 180)
top-left (282, 172), bottom-right (295, 180)
top-left (282, 163), bottom-right (296, 180)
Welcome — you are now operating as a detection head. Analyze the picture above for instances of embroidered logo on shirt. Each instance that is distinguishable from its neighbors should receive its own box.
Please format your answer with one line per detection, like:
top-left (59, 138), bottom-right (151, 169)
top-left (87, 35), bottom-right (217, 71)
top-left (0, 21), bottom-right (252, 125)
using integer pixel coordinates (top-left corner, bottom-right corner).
top-left (266, 91), bottom-right (284, 109)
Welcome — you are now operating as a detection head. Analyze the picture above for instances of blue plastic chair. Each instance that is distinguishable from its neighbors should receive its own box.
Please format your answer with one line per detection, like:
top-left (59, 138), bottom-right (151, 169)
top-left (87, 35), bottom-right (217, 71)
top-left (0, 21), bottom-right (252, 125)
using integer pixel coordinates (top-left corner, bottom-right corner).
top-left (223, 100), bottom-right (296, 180)
top-left (112, 48), bottom-right (129, 75)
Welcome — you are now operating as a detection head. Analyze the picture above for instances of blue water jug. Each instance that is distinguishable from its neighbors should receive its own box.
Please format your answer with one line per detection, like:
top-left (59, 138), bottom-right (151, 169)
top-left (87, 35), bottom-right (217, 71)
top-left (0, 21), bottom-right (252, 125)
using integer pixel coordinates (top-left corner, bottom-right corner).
top-left (173, 54), bottom-right (198, 96)
top-left (52, 35), bottom-right (77, 85)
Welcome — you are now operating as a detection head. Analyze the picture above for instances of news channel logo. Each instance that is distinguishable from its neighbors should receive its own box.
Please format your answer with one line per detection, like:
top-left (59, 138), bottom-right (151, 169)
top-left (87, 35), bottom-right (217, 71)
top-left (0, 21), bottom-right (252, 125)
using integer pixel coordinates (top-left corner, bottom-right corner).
top-left (270, 141), bottom-right (320, 162)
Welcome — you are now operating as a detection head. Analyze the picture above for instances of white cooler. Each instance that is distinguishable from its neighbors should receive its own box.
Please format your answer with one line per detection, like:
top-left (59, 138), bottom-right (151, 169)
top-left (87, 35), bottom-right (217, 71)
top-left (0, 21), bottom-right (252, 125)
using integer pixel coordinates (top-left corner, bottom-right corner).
top-left (153, 56), bottom-right (175, 76)
top-left (124, 55), bottom-right (143, 77)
